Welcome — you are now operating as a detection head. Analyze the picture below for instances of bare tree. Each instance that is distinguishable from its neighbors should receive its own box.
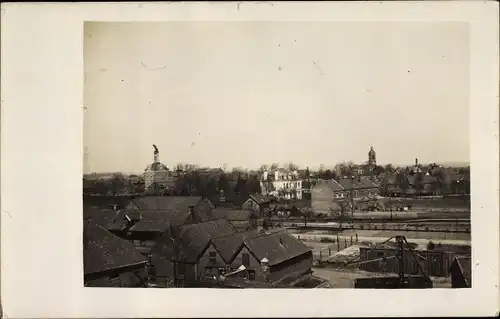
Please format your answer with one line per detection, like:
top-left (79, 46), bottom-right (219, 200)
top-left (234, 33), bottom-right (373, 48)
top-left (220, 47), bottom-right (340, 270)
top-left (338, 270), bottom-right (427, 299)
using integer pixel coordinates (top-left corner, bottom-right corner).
top-left (270, 163), bottom-right (279, 171)
top-left (288, 162), bottom-right (299, 172)
top-left (258, 164), bottom-right (269, 174)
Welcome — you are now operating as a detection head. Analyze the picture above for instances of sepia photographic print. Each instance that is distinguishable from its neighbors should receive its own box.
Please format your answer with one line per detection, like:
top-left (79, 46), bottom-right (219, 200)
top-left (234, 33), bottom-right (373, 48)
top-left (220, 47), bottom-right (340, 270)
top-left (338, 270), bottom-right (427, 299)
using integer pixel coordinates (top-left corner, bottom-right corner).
top-left (82, 21), bottom-right (473, 290)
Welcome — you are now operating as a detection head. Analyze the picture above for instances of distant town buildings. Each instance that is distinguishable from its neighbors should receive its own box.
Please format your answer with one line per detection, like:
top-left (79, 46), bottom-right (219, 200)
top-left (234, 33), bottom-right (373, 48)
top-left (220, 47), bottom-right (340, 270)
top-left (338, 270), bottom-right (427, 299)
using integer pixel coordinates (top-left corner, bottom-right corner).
top-left (260, 168), bottom-right (303, 199)
top-left (311, 176), bottom-right (380, 216)
top-left (143, 145), bottom-right (176, 191)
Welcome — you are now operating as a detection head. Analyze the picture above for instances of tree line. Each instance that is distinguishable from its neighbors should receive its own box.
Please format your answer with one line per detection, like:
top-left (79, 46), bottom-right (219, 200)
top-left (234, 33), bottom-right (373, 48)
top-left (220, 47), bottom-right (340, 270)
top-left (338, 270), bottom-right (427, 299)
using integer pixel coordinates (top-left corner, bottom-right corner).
top-left (83, 170), bottom-right (262, 199)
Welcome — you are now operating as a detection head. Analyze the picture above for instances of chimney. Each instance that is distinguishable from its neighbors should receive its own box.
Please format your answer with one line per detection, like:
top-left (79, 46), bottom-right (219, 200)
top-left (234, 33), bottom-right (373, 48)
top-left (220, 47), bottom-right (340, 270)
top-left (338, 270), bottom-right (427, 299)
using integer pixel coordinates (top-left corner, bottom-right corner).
top-left (261, 258), bottom-right (270, 283)
top-left (189, 205), bottom-right (196, 222)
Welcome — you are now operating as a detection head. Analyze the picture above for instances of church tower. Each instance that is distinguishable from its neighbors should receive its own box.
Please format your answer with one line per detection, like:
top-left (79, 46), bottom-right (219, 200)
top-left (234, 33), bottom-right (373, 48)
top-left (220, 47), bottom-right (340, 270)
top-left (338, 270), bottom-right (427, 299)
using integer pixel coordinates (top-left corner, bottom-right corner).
top-left (368, 146), bottom-right (376, 166)
top-left (144, 144), bottom-right (173, 192)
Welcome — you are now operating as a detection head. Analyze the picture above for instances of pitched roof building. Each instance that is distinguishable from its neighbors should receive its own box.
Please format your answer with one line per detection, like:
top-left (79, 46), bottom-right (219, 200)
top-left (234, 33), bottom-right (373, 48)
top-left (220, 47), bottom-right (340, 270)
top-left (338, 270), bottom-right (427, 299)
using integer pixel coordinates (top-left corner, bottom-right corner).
top-left (212, 230), bottom-right (261, 264)
top-left (149, 219), bottom-right (237, 284)
top-left (311, 177), bottom-right (380, 215)
top-left (83, 222), bottom-right (147, 287)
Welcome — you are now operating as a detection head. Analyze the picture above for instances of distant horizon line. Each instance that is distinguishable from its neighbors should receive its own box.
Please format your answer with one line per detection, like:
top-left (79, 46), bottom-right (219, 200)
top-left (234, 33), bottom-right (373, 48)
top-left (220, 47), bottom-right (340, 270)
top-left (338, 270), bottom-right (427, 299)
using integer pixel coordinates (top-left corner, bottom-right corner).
top-left (84, 160), bottom-right (470, 176)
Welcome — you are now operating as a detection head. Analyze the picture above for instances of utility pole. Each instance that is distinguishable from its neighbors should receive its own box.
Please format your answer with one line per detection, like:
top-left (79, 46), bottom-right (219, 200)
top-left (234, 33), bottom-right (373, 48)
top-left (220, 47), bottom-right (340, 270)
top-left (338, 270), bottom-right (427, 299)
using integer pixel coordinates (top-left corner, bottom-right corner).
top-left (351, 176), bottom-right (355, 217)
top-left (389, 196), bottom-right (393, 221)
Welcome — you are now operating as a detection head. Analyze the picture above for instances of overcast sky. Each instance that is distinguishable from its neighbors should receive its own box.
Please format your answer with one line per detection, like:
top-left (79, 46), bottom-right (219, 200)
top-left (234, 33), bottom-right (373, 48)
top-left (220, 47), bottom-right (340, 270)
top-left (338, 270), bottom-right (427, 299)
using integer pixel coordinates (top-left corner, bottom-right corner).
top-left (84, 22), bottom-right (469, 173)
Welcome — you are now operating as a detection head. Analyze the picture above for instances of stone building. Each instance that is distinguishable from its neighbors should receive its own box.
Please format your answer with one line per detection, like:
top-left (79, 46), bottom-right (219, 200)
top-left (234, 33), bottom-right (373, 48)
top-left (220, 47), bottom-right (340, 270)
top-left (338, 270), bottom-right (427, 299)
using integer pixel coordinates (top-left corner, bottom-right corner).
top-left (260, 168), bottom-right (303, 199)
top-left (143, 144), bottom-right (176, 191)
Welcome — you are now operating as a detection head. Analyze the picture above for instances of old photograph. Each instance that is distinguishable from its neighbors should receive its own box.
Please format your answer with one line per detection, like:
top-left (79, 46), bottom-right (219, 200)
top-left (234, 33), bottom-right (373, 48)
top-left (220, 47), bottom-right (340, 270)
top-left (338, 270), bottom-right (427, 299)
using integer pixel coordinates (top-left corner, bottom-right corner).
top-left (83, 21), bottom-right (471, 289)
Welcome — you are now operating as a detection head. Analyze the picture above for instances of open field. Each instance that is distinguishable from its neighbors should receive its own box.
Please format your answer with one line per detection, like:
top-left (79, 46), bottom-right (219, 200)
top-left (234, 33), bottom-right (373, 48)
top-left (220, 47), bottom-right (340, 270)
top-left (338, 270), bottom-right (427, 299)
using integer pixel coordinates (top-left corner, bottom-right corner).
top-left (291, 229), bottom-right (471, 242)
top-left (339, 229), bottom-right (471, 241)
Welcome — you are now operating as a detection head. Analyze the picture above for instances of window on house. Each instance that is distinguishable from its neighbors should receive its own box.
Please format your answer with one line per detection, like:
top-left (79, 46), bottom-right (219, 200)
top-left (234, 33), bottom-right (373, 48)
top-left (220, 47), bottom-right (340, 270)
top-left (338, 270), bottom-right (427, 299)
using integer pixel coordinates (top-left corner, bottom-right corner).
top-left (248, 270), bottom-right (256, 281)
top-left (377, 251), bottom-right (384, 257)
top-left (209, 251), bottom-right (217, 263)
top-left (218, 268), bottom-right (226, 276)
top-left (178, 263), bottom-right (186, 275)
top-left (242, 253), bottom-right (250, 267)
top-left (204, 267), bottom-right (212, 278)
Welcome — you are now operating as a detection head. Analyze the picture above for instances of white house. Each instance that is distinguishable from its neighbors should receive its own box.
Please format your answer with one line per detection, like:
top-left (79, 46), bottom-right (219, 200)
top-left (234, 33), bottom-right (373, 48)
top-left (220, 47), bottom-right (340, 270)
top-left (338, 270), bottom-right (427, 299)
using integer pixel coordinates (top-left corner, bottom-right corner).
top-left (260, 168), bottom-right (303, 200)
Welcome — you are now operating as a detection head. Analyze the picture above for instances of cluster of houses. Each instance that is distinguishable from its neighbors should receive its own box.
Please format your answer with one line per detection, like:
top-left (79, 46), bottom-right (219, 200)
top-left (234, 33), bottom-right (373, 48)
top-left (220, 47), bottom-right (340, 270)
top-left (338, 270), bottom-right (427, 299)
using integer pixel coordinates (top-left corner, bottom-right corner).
top-left (83, 195), bottom-right (323, 288)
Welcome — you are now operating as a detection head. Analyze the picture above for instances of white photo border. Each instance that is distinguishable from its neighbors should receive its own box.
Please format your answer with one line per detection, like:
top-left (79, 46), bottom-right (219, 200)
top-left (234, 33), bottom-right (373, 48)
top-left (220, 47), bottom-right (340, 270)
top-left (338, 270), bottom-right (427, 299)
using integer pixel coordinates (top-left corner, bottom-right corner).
top-left (1, 2), bottom-right (499, 318)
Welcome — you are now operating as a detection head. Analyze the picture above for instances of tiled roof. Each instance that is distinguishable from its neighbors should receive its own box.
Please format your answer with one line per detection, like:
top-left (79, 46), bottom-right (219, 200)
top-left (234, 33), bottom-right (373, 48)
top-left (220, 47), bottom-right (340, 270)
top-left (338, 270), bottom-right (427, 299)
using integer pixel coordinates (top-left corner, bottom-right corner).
top-left (324, 179), bottom-right (344, 191)
top-left (129, 220), bottom-right (172, 233)
top-left (243, 229), bottom-right (311, 266)
top-left (149, 227), bottom-right (181, 261)
top-left (336, 177), bottom-right (379, 190)
top-left (129, 196), bottom-right (204, 212)
top-left (107, 209), bottom-right (191, 233)
top-left (84, 222), bottom-right (147, 275)
top-left (212, 230), bottom-right (260, 264)
top-left (83, 195), bottom-right (134, 210)
top-left (210, 194), bottom-right (245, 207)
top-left (249, 194), bottom-right (275, 204)
top-left (177, 219), bottom-right (236, 263)
top-left (83, 207), bottom-right (119, 229)
top-left (211, 208), bottom-right (253, 221)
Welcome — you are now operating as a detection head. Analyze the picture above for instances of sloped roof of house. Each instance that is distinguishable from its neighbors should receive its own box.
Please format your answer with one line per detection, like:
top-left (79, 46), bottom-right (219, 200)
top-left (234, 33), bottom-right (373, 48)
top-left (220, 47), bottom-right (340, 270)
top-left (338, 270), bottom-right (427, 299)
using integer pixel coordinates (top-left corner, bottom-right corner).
top-left (212, 230), bottom-right (261, 264)
top-left (128, 220), bottom-right (173, 233)
top-left (211, 208), bottom-right (253, 221)
top-left (316, 177), bottom-right (378, 191)
top-left (83, 222), bottom-right (147, 275)
top-left (129, 196), bottom-right (205, 212)
top-left (83, 207), bottom-right (119, 229)
top-left (249, 194), bottom-right (274, 204)
top-left (243, 229), bottom-right (311, 266)
top-left (210, 194), bottom-right (246, 207)
top-left (107, 209), bottom-right (191, 233)
top-left (337, 177), bottom-right (379, 190)
top-left (177, 219), bottom-right (236, 263)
